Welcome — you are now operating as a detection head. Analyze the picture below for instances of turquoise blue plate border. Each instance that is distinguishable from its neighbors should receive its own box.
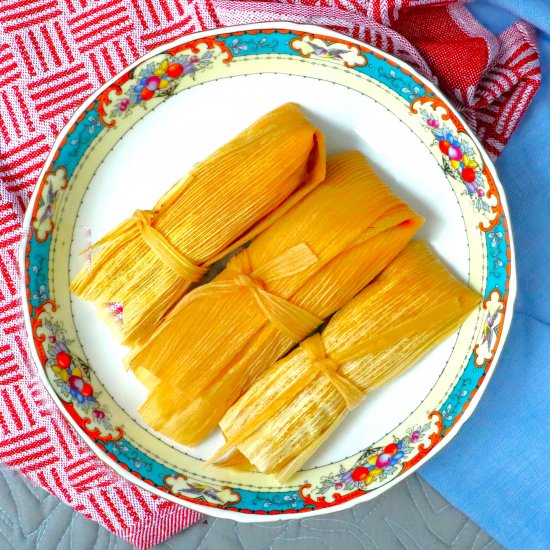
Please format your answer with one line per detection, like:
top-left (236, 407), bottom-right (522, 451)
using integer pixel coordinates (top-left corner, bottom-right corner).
top-left (21, 23), bottom-right (515, 519)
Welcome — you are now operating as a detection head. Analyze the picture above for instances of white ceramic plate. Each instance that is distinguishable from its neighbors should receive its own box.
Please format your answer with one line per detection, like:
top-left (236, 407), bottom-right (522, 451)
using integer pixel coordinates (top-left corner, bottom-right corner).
top-left (22, 22), bottom-right (515, 519)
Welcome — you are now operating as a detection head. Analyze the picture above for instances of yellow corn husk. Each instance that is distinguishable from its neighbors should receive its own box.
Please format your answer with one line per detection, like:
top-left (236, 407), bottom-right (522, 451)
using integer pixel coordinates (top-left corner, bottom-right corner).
top-left (130, 151), bottom-right (424, 445)
top-left (214, 241), bottom-right (481, 481)
top-left (70, 103), bottom-right (326, 346)
top-left (133, 366), bottom-right (159, 392)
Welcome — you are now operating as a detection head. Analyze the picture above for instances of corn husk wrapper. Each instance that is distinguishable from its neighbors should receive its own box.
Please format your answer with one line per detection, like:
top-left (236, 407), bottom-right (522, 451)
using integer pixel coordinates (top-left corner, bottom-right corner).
top-left (130, 151), bottom-right (424, 445)
top-left (214, 241), bottom-right (481, 481)
top-left (70, 103), bottom-right (326, 346)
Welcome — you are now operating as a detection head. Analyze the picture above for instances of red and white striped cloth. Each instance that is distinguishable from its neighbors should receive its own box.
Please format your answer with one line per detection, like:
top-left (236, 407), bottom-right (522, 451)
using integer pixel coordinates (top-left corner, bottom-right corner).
top-left (0, 1), bottom-right (540, 548)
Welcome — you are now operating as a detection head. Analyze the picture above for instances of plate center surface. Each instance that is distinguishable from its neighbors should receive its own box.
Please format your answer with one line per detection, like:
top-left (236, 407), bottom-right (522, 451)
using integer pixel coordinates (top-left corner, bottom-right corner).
top-left (70, 73), bottom-right (469, 466)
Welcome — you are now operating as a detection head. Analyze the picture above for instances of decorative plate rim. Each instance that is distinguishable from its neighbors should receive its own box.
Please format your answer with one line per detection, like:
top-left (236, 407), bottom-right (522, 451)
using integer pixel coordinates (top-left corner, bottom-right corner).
top-left (20, 21), bottom-right (516, 521)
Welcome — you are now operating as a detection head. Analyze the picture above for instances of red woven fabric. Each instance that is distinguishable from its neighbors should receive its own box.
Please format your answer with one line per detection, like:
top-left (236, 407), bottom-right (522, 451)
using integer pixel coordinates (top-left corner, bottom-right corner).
top-left (0, 1), bottom-right (540, 548)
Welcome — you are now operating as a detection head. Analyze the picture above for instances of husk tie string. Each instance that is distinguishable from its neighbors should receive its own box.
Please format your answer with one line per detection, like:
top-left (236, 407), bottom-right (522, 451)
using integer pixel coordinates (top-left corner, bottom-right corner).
top-left (300, 334), bottom-right (364, 409)
top-left (178, 243), bottom-right (323, 342)
top-left (132, 209), bottom-right (207, 283)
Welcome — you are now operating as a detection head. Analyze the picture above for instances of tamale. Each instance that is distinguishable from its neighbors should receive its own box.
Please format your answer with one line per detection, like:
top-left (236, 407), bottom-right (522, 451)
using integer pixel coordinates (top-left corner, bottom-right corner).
top-left (70, 103), bottom-right (325, 346)
top-left (214, 241), bottom-right (480, 481)
top-left (130, 151), bottom-right (424, 445)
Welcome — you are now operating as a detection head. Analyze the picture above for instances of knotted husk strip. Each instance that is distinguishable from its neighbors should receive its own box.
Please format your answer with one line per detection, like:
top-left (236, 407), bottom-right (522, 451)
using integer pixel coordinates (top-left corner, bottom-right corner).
top-left (214, 241), bottom-right (480, 481)
top-left (70, 103), bottom-right (326, 346)
top-left (130, 151), bottom-right (423, 445)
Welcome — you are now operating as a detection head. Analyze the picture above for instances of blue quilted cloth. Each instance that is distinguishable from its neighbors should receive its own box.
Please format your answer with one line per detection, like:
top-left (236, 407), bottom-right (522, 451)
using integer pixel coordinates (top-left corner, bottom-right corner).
top-left (420, 2), bottom-right (550, 549)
